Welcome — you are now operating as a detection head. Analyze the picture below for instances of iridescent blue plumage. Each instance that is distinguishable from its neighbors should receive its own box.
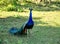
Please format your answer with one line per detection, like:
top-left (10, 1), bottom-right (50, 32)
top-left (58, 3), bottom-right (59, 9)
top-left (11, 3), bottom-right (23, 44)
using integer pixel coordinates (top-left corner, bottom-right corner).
top-left (9, 8), bottom-right (34, 35)
top-left (26, 8), bottom-right (34, 27)
top-left (9, 27), bottom-right (19, 35)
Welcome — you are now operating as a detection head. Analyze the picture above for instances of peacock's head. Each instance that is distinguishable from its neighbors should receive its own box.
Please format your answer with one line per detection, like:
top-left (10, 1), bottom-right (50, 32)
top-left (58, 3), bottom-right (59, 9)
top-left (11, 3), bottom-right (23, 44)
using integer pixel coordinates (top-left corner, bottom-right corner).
top-left (29, 8), bottom-right (33, 11)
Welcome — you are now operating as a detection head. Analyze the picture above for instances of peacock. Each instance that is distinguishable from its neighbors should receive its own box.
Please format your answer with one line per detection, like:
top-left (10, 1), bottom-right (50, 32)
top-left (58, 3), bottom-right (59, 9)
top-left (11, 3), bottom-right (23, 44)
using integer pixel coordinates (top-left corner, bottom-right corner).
top-left (9, 8), bottom-right (34, 35)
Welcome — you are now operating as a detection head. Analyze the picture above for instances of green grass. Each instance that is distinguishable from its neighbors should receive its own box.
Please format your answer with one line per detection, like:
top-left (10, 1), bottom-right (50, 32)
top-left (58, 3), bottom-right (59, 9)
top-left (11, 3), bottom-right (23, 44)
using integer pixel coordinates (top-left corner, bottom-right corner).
top-left (0, 11), bottom-right (60, 44)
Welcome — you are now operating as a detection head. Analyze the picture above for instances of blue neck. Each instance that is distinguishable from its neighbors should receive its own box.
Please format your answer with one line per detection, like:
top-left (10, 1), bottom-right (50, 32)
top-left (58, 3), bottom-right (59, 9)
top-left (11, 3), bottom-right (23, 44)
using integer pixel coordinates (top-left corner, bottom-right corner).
top-left (28, 10), bottom-right (32, 21)
top-left (27, 9), bottom-right (34, 25)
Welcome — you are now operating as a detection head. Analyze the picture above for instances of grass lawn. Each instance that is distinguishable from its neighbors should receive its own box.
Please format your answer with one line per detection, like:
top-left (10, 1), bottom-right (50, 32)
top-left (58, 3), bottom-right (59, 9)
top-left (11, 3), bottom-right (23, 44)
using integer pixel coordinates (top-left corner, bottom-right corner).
top-left (0, 11), bottom-right (60, 44)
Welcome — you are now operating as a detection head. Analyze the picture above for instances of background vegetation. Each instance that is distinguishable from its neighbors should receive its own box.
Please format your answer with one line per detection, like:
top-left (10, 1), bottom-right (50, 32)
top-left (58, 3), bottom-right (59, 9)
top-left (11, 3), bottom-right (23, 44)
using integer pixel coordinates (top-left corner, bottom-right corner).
top-left (0, 0), bottom-right (60, 44)
top-left (0, 0), bottom-right (60, 11)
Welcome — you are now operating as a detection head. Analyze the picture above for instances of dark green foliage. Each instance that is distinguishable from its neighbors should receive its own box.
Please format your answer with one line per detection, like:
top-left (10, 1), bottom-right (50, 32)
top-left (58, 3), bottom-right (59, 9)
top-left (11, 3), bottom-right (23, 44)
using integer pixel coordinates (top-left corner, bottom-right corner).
top-left (0, 0), bottom-right (24, 12)
top-left (6, 5), bottom-right (17, 11)
top-left (0, 0), bottom-right (60, 11)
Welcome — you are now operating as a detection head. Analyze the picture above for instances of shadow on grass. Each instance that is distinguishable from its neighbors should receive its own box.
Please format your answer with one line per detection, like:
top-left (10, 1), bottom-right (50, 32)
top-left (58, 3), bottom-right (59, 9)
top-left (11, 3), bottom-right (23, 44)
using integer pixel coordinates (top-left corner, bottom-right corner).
top-left (0, 16), bottom-right (60, 44)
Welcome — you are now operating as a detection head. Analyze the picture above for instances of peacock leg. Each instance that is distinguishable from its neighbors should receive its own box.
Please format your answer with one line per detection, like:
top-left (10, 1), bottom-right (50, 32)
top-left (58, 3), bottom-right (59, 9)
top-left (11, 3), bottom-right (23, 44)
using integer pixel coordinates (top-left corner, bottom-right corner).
top-left (27, 29), bottom-right (32, 36)
top-left (23, 29), bottom-right (27, 35)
